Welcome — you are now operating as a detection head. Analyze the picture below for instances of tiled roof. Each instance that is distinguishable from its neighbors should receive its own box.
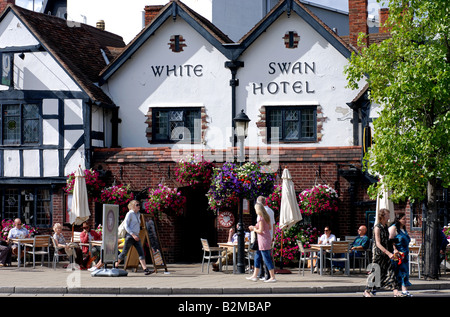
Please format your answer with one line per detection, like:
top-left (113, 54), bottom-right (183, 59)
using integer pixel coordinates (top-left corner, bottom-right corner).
top-left (5, 4), bottom-right (126, 105)
top-left (99, 0), bottom-right (233, 81)
top-left (238, 0), bottom-right (356, 55)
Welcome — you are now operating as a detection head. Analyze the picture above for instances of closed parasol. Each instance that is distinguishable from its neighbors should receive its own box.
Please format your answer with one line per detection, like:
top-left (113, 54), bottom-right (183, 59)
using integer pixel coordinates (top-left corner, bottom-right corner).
top-left (279, 168), bottom-right (302, 230)
top-left (69, 166), bottom-right (91, 237)
top-left (375, 177), bottom-right (394, 225)
top-left (277, 167), bottom-right (302, 273)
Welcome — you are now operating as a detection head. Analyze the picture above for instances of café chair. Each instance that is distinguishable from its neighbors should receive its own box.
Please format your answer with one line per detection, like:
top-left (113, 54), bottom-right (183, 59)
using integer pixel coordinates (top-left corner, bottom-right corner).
top-left (23, 235), bottom-right (51, 268)
top-left (325, 240), bottom-right (350, 276)
top-left (51, 237), bottom-right (71, 269)
top-left (409, 244), bottom-right (422, 279)
top-left (296, 240), bottom-right (318, 275)
top-left (352, 239), bottom-right (372, 273)
top-left (200, 238), bottom-right (227, 273)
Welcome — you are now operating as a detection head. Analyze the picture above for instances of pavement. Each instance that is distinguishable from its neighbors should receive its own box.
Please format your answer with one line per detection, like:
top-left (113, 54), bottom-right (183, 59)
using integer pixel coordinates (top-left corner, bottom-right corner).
top-left (0, 261), bottom-right (450, 297)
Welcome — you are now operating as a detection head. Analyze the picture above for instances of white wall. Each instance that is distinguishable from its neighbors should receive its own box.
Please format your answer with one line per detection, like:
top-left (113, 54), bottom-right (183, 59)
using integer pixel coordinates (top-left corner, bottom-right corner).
top-left (104, 18), bottom-right (231, 150)
top-left (239, 13), bottom-right (362, 148)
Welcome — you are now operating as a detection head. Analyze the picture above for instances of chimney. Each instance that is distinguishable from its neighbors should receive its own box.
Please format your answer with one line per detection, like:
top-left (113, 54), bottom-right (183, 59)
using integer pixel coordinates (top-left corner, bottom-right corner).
top-left (96, 20), bottom-right (105, 31)
top-left (379, 8), bottom-right (390, 33)
top-left (0, 0), bottom-right (15, 13)
top-left (348, 0), bottom-right (369, 49)
top-left (144, 5), bottom-right (163, 26)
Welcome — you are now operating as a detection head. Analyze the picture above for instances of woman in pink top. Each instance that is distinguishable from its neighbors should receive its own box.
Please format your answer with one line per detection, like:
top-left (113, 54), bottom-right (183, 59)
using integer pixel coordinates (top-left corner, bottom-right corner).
top-left (246, 203), bottom-right (276, 283)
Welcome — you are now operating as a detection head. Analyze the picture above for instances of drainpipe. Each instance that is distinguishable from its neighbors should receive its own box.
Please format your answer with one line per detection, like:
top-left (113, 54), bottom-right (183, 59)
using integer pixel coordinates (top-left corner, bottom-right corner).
top-left (225, 61), bottom-right (244, 147)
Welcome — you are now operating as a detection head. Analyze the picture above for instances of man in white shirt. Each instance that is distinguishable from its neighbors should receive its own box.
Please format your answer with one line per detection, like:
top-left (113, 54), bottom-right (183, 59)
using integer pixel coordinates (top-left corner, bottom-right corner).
top-left (315, 226), bottom-right (336, 272)
top-left (7, 218), bottom-right (30, 256)
top-left (318, 226), bottom-right (336, 245)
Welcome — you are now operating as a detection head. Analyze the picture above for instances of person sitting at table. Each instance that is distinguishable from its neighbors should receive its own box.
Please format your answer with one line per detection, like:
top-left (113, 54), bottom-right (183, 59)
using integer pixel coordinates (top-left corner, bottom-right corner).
top-left (212, 227), bottom-right (250, 272)
top-left (80, 221), bottom-right (102, 269)
top-left (52, 223), bottom-right (83, 268)
top-left (6, 218), bottom-right (30, 257)
top-left (0, 237), bottom-right (12, 267)
top-left (349, 225), bottom-right (370, 265)
top-left (314, 226), bottom-right (336, 272)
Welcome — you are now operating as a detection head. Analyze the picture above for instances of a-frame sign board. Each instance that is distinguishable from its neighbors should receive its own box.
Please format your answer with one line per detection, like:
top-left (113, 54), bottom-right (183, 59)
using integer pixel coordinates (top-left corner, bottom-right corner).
top-left (124, 213), bottom-right (168, 273)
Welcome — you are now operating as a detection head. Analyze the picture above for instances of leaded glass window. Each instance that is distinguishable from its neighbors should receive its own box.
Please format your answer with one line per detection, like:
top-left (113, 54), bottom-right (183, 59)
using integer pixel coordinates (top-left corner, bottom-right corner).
top-left (267, 106), bottom-right (316, 142)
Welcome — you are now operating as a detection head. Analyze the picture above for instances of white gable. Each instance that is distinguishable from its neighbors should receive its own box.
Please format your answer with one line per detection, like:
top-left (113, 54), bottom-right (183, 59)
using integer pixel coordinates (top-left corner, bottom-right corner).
top-left (104, 17), bottom-right (231, 149)
top-left (0, 11), bottom-right (81, 92)
top-left (239, 13), bottom-right (363, 147)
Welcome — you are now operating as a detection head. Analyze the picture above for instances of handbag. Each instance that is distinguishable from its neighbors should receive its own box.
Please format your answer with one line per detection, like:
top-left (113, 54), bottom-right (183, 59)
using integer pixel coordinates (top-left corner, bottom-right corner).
top-left (118, 221), bottom-right (126, 238)
top-left (250, 231), bottom-right (259, 251)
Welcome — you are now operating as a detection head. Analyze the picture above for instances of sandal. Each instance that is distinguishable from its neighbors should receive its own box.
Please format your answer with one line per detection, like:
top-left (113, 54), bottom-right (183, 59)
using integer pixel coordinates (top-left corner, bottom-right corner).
top-left (363, 290), bottom-right (375, 297)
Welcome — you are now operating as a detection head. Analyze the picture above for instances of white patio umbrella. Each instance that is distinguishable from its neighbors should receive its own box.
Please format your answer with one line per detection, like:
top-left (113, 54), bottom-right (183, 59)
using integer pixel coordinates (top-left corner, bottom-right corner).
top-left (375, 177), bottom-right (394, 225)
top-left (279, 168), bottom-right (302, 230)
top-left (277, 168), bottom-right (302, 273)
top-left (69, 166), bottom-right (91, 239)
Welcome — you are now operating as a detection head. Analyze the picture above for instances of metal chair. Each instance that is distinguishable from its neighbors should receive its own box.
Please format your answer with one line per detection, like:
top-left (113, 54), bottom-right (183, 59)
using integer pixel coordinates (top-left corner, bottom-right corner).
top-left (297, 240), bottom-right (318, 275)
top-left (51, 237), bottom-right (70, 269)
top-left (352, 239), bottom-right (372, 273)
top-left (200, 238), bottom-right (227, 273)
top-left (325, 241), bottom-right (350, 275)
top-left (23, 235), bottom-right (51, 268)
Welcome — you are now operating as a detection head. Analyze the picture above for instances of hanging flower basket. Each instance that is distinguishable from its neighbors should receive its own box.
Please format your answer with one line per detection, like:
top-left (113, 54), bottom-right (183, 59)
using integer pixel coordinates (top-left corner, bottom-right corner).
top-left (63, 168), bottom-right (105, 197)
top-left (145, 184), bottom-right (186, 218)
top-left (174, 154), bottom-right (215, 187)
top-left (298, 184), bottom-right (339, 216)
top-left (97, 184), bottom-right (134, 220)
top-left (206, 162), bottom-right (276, 213)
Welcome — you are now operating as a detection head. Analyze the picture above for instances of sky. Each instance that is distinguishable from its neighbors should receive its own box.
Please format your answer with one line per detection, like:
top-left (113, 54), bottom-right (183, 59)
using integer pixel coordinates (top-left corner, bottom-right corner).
top-left (306, 0), bottom-right (388, 12)
top-left (15, 0), bottom-right (388, 14)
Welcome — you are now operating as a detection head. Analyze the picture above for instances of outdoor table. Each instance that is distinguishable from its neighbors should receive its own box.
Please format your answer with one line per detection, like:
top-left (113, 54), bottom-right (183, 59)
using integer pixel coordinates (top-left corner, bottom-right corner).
top-left (310, 244), bottom-right (331, 276)
top-left (10, 238), bottom-right (34, 268)
top-left (217, 242), bottom-right (249, 274)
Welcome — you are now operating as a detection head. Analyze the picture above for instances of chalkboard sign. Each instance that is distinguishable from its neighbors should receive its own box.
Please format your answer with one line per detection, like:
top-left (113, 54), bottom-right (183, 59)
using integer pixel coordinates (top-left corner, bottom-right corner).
top-left (124, 213), bottom-right (167, 273)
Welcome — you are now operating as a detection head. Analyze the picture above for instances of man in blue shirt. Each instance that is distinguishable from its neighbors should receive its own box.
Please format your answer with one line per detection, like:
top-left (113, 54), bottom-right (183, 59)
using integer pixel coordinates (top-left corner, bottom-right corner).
top-left (349, 225), bottom-right (370, 268)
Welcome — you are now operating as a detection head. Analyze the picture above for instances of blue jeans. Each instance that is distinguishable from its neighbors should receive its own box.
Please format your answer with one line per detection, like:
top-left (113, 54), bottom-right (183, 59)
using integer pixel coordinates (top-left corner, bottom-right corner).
top-left (118, 234), bottom-right (145, 261)
top-left (254, 250), bottom-right (274, 271)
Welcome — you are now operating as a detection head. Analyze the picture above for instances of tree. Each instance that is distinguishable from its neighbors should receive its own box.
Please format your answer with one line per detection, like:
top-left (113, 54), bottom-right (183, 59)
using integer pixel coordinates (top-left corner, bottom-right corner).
top-left (345, 0), bottom-right (450, 279)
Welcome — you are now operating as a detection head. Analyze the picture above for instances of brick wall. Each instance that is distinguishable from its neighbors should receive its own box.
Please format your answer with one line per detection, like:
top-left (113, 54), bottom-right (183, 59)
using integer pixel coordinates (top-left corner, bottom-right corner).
top-left (0, 0), bottom-right (14, 13)
top-left (348, 0), bottom-right (369, 49)
top-left (90, 146), bottom-right (373, 262)
top-left (379, 8), bottom-right (390, 33)
top-left (144, 5), bottom-right (164, 26)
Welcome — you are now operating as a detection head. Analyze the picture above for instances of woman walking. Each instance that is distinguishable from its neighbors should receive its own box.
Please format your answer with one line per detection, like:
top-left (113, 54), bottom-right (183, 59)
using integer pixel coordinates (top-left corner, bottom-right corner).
top-left (364, 208), bottom-right (399, 297)
top-left (115, 200), bottom-right (152, 275)
top-left (246, 203), bottom-right (276, 283)
top-left (389, 211), bottom-right (412, 297)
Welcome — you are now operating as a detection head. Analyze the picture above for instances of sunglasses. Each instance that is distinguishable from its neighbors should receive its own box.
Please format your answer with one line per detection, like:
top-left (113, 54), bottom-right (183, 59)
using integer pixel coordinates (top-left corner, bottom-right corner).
top-left (135, 204), bottom-right (140, 207)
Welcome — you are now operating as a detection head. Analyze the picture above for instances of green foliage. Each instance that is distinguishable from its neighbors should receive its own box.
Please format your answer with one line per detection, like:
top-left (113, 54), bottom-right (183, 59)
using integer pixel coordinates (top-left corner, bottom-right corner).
top-left (345, 0), bottom-right (450, 202)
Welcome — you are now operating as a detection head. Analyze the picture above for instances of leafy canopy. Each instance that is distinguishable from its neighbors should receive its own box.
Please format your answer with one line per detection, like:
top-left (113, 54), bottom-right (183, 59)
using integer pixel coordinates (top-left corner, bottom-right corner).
top-left (345, 0), bottom-right (450, 202)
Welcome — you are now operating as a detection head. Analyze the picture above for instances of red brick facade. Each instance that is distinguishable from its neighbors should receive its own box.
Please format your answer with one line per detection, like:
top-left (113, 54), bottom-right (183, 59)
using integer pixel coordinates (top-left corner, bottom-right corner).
top-left (88, 146), bottom-right (374, 262)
